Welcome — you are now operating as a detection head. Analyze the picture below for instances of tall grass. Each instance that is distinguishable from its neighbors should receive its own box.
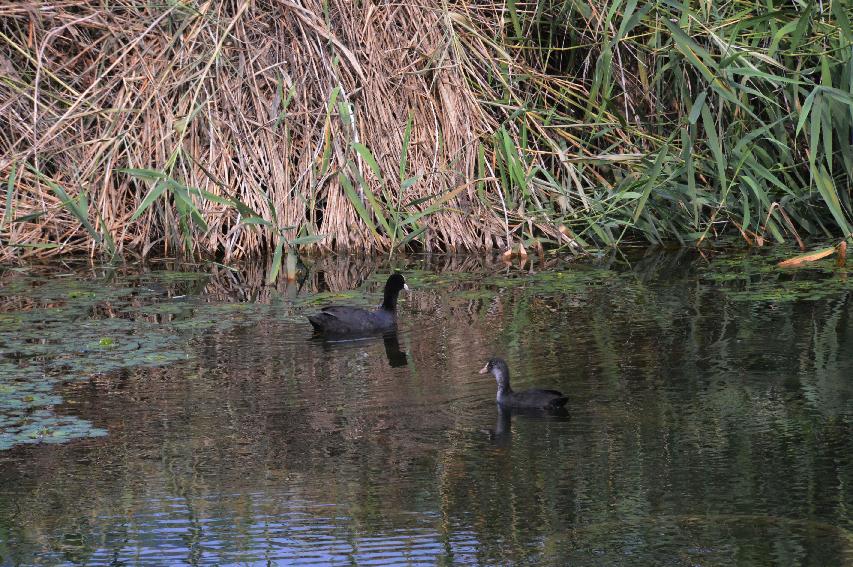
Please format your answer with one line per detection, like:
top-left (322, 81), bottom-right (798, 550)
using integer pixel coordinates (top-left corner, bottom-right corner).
top-left (459, 0), bottom-right (853, 248)
top-left (1, 1), bottom-right (852, 260)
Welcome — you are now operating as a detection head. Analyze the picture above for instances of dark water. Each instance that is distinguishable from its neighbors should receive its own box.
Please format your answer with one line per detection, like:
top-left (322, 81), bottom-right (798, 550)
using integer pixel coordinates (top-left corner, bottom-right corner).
top-left (1, 250), bottom-right (852, 566)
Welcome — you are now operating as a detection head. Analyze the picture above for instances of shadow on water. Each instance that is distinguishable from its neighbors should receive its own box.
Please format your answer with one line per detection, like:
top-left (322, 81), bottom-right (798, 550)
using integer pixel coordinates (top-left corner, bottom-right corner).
top-left (484, 405), bottom-right (570, 448)
top-left (310, 332), bottom-right (409, 368)
top-left (0, 248), bottom-right (852, 565)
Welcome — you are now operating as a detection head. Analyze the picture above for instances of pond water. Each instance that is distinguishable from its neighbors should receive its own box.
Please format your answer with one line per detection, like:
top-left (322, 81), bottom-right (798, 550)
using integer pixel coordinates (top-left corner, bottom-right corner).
top-left (0, 249), bottom-right (852, 566)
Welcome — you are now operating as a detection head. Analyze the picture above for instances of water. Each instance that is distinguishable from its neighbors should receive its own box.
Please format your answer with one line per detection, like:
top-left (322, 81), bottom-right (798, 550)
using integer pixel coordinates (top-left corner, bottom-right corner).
top-left (1, 250), bottom-right (852, 566)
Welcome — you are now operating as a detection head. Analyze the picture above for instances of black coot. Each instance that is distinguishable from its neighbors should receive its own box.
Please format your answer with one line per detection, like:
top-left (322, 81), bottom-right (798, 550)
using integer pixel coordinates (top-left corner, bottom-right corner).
top-left (479, 357), bottom-right (568, 409)
top-left (307, 273), bottom-right (408, 336)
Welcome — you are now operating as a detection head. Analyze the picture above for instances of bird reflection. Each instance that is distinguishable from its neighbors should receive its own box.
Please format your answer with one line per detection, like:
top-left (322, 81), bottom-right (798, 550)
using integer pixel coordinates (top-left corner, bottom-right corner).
top-left (382, 332), bottom-right (408, 367)
top-left (489, 405), bottom-right (513, 447)
top-left (486, 405), bottom-right (569, 447)
top-left (310, 331), bottom-right (408, 368)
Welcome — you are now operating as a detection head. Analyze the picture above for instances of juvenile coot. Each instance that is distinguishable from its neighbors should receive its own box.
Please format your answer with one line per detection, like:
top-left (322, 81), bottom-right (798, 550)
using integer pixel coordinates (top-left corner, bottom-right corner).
top-left (307, 273), bottom-right (408, 336)
top-left (479, 357), bottom-right (568, 409)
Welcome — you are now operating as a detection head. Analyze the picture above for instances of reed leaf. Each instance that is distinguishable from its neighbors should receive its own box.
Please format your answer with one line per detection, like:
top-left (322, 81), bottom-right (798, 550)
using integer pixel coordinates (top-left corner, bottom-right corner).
top-left (27, 165), bottom-right (100, 241)
top-left (129, 180), bottom-right (169, 222)
top-left (339, 172), bottom-right (379, 239)
top-left (268, 239), bottom-right (284, 285)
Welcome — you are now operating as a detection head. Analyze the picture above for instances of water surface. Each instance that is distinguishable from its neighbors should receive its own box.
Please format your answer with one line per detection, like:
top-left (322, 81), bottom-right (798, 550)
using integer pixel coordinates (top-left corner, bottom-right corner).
top-left (1, 250), bottom-right (851, 566)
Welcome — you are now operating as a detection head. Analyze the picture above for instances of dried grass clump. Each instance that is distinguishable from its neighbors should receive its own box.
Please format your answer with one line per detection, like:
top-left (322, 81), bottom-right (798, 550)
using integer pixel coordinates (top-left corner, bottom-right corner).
top-left (0, 0), bottom-right (506, 260)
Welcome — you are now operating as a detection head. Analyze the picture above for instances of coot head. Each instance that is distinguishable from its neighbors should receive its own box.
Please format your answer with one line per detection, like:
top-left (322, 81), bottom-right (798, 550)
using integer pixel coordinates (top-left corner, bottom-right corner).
top-left (479, 357), bottom-right (510, 387)
top-left (381, 273), bottom-right (409, 311)
top-left (386, 273), bottom-right (408, 293)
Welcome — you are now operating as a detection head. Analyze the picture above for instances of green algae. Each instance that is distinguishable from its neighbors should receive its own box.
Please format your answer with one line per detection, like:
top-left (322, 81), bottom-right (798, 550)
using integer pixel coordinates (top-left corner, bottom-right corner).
top-left (699, 248), bottom-right (853, 302)
top-left (0, 410), bottom-right (107, 450)
top-left (0, 268), bottom-right (252, 450)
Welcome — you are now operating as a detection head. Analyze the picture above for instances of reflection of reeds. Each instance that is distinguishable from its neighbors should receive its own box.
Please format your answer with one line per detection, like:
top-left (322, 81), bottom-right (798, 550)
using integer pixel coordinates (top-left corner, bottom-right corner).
top-left (201, 253), bottom-right (536, 303)
top-left (4, 252), bottom-right (853, 564)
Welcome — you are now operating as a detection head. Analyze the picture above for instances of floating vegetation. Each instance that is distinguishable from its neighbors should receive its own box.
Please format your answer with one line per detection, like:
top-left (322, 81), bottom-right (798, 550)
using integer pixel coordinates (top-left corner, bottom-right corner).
top-left (699, 248), bottom-right (853, 303)
top-left (300, 291), bottom-right (362, 307)
top-left (140, 270), bottom-right (210, 284)
top-left (0, 267), bottom-right (265, 450)
top-left (0, 362), bottom-right (106, 450)
top-left (507, 268), bottom-right (617, 294)
top-left (401, 270), bottom-right (479, 287)
top-left (0, 411), bottom-right (107, 451)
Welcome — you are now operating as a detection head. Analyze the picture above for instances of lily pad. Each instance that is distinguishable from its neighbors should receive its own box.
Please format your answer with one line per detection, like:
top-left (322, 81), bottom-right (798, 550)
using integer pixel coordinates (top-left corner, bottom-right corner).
top-left (0, 269), bottom-right (234, 450)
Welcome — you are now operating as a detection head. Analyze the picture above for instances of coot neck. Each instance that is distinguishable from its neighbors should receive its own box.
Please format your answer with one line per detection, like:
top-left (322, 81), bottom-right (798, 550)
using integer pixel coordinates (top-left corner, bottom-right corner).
top-left (381, 287), bottom-right (400, 311)
top-left (495, 374), bottom-right (512, 401)
top-left (496, 385), bottom-right (513, 403)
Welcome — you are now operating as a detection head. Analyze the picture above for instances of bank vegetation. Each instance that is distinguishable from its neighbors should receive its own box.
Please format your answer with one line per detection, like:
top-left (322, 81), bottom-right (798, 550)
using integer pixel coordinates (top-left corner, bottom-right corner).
top-left (1, 1), bottom-right (852, 262)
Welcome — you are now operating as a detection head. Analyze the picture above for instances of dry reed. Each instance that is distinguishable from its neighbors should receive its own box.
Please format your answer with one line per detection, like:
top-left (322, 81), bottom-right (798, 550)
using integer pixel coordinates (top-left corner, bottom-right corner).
top-left (0, 0), bottom-right (508, 260)
top-left (2, 1), bottom-right (852, 261)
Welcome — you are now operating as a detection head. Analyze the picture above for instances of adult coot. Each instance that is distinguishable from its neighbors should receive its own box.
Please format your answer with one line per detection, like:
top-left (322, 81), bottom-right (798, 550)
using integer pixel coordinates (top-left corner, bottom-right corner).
top-left (479, 357), bottom-right (568, 409)
top-left (307, 273), bottom-right (408, 336)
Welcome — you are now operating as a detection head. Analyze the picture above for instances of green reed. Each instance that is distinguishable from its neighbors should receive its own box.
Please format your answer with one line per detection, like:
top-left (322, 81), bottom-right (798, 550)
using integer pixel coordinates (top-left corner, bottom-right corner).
top-left (466, 0), bottom-right (853, 249)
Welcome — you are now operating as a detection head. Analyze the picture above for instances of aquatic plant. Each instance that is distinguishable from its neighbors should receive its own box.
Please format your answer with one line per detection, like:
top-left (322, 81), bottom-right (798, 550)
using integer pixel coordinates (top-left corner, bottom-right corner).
top-left (0, 267), bottom-right (281, 450)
